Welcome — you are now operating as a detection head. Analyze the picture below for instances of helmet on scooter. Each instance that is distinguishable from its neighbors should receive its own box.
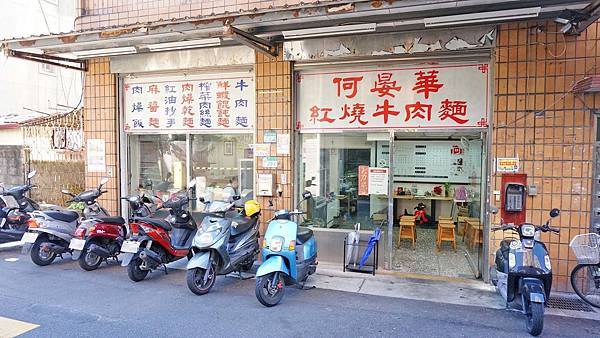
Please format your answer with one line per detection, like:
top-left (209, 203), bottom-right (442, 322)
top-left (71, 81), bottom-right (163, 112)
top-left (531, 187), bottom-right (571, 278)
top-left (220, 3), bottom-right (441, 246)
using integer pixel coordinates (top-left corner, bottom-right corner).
top-left (244, 200), bottom-right (261, 217)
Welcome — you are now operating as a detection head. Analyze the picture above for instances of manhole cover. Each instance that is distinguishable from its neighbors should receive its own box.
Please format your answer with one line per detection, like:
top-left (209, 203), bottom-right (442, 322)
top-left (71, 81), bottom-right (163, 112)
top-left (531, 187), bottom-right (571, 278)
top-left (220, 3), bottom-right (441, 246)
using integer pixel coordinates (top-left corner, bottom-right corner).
top-left (547, 295), bottom-right (595, 312)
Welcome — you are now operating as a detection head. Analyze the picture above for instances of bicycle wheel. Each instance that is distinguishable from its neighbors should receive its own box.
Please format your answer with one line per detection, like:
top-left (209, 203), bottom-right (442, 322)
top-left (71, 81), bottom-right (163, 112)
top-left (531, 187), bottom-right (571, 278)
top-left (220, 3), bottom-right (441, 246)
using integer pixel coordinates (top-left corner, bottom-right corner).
top-left (571, 264), bottom-right (600, 308)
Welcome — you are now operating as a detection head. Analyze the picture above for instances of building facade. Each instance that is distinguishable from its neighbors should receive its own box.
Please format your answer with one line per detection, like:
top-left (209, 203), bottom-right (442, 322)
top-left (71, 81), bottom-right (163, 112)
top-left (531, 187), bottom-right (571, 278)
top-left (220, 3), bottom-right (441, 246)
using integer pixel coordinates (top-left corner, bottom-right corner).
top-left (3, 0), bottom-right (599, 292)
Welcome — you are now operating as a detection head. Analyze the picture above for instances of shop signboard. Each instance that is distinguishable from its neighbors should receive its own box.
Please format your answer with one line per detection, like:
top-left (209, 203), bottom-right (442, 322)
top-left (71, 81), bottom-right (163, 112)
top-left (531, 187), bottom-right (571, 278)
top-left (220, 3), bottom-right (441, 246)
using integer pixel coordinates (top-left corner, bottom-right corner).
top-left (496, 157), bottom-right (519, 173)
top-left (297, 63), bottom-right (489, 130)
top-left (262, 156), bottom-right (278, 168)
top-left (358, 165), bottom-right (369, 196)
top-left (123, 73), bottom-right (254, 133)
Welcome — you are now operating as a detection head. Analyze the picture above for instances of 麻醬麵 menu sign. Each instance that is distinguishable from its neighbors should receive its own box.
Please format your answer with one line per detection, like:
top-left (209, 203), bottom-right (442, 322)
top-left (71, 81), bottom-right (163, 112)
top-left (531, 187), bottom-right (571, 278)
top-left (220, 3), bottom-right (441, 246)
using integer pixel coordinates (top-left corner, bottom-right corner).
top-left (124, 73), bottom-right (254, 132)
top-left (296, 63), bottom-right (489, 130)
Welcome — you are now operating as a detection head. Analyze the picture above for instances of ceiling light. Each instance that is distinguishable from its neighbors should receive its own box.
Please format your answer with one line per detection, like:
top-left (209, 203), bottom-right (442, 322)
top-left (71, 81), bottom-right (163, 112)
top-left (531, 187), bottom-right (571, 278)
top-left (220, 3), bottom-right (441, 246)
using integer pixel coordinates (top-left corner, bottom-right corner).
top-left (282, 23), bottom-right (376, 39)
top-left (72, 46), bottom-right (137, 58)
top-left (424, 7), bottom-right (541, 27)
top-left (145, 38), bottom-right (222, 52)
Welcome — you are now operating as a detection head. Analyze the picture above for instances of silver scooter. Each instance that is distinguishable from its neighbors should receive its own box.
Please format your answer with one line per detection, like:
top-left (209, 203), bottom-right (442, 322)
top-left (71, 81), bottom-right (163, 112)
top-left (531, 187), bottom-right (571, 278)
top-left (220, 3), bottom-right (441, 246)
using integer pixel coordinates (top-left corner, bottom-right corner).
top-left (186, 196), bottom-right (260, 295)
top-left (22, 178), bottom-right (110, 266)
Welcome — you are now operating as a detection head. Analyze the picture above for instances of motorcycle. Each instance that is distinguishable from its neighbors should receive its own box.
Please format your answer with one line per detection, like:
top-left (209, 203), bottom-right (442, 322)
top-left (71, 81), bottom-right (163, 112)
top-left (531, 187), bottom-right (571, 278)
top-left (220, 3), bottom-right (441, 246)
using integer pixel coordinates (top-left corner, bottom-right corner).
top-left (121, 180), bottom-right (198, 282)
top-left (186, 197), bottom-right (261, 295)
top-left (21, 178), bottom-right (111, 266)
top-left (0, 171), bottom-right (39, 243)
top-left (491, 207), bottom-right (560, 336)
top-left (68, 190), bottom-right (159, 271)
top-left (255, 191), bottom-right (317, 307)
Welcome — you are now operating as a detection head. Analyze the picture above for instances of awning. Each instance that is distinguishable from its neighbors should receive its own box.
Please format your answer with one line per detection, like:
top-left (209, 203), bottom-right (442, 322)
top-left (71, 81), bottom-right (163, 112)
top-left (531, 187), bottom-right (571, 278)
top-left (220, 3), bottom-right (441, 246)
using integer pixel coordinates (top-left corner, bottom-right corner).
top-left (0, 0), bottom-right (596, 69)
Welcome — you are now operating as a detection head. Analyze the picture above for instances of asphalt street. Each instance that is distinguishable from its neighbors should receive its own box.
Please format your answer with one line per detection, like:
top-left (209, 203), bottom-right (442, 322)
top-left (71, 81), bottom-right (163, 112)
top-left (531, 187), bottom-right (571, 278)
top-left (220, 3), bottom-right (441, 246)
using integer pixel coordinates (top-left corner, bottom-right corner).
top-left (0, 249), bottom-right (599, 338)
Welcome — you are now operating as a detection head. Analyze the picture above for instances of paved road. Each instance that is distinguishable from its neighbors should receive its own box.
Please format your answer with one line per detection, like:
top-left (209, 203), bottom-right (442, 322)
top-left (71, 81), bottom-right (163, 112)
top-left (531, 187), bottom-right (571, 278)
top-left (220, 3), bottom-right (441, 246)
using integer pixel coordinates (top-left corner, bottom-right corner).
top-left (0, 250), bottom-right (599, 337)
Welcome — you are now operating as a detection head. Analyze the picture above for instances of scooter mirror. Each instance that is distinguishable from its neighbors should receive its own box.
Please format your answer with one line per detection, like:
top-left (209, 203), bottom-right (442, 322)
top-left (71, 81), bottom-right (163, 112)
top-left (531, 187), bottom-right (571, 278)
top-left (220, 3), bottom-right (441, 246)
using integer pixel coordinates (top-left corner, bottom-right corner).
top-left (302, 191), bottom-right (313, 200)
top-left (232, 195), bottom-right (241, 201)
top-left (188, 179), bottom-right (196, 188)
top-left (490, 206), bottom-right (499, 215)
top-left (61, 189), bottom-right (71, 195)
top-left (27, 170), bottom-right (37, 179)
top-left (550, 208), bottom-right (560, 218)
top-left (100, 177), bottom-right (109, 186)
top-left (268, 199), bottom-right (274, 207)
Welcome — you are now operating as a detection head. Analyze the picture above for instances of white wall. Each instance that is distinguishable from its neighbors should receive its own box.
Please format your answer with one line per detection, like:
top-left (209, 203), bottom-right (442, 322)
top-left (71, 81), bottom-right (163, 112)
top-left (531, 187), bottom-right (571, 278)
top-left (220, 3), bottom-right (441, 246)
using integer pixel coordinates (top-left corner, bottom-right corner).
top-left (0, 0), bottom-right (81, 124)
top-left (0, 128), bottom-right (23, 146)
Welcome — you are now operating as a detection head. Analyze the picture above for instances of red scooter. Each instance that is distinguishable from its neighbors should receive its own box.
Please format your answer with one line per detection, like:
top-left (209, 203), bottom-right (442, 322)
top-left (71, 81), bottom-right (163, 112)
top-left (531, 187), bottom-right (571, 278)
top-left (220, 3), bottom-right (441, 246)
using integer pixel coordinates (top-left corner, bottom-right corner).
top-left (70, 193), bottom-right (160, 271)
top-left (120, 182), bottom-right (198, 281)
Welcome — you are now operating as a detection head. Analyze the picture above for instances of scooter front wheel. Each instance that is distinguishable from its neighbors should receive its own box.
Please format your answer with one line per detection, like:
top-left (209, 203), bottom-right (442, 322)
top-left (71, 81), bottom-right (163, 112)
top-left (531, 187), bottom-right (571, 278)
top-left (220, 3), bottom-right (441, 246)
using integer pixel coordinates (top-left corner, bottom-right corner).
top-left (526, 302), bottom-right (544, 336)
top-left (30, 237), bottom-right (56, 266)
top-left (127, 257), bottom-right (149, 282)
top-left (186, 265), bottom-right (216, 295)
top-left (255, 272), bottom-right (285, 307)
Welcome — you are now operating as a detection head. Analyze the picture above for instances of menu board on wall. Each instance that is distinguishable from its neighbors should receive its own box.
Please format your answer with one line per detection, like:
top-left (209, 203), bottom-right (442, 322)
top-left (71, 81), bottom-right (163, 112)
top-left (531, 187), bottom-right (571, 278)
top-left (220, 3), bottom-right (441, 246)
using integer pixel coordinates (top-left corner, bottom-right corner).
top-left (123, 72), bottom-right (254, 133)
top-left (296, 63), bottom-right (489, 131)
top-left (392, 140), bottom-right (482, 184)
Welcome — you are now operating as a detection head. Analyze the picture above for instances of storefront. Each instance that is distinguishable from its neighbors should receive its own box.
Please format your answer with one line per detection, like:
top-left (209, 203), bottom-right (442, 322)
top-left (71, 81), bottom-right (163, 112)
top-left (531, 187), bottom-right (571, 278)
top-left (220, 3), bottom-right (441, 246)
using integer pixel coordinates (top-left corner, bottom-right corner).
top-left (119, 61), bottom-right (256, 210)
top-left (293, 59), bottom-right (492, 278)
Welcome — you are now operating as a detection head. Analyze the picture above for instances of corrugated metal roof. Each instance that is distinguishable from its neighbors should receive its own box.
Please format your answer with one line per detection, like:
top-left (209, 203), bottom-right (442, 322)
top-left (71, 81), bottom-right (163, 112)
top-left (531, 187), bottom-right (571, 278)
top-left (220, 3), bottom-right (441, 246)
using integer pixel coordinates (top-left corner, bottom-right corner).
top-left (1, 0), bottom-right (336, 42)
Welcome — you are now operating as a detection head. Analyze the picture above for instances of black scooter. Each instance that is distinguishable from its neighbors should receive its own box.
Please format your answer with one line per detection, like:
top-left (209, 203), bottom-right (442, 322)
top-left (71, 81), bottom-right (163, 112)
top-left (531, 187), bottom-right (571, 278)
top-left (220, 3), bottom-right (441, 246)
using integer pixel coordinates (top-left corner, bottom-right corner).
top-left (491, 208), bottom-right (560, 336)
top-left (0, 171), bottom-right (39, 244)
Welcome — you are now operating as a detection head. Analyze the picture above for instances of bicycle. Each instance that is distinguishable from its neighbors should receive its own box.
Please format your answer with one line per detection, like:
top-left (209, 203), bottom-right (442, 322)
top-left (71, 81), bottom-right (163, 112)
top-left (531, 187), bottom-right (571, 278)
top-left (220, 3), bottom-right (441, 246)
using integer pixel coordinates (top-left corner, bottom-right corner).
top-left (569, 232), bottom-right (600, 308)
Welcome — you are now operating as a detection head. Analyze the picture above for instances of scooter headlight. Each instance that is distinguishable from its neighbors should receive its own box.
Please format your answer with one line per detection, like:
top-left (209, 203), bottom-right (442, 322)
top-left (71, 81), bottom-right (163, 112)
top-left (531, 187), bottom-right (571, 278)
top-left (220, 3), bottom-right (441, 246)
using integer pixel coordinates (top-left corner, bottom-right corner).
top-left (195, 225), bottom-right (222, 246)
top-left (521, 224), bottom-right (535, 237)
top-left (509, 253), bottom-right (516, 268)
top-left (197, 232), bottom-right (216, 245)
top-left (270, 236), bottom-right (284, 252)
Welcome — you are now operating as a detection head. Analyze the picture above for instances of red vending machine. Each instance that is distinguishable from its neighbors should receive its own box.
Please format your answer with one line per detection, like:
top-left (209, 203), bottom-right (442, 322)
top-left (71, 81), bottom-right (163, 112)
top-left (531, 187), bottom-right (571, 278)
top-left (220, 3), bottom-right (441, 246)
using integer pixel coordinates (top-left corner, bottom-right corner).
top-left (500, 173), bottom-right (527, 225)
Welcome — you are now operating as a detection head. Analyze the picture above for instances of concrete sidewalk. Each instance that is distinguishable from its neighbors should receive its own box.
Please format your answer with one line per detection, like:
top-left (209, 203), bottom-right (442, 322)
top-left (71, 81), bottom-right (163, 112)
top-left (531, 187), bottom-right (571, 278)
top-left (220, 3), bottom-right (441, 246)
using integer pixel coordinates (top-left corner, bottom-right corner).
top-left (309, 262), bottom-right (600, 321)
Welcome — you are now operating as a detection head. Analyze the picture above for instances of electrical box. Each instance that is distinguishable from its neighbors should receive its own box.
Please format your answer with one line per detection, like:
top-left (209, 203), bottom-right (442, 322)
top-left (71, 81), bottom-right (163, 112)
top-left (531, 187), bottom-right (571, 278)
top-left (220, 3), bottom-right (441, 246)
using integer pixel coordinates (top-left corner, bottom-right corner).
top-left (257, 173), bottom-right (274, 197)
top-left (501, 173), bottom-right (527, 225)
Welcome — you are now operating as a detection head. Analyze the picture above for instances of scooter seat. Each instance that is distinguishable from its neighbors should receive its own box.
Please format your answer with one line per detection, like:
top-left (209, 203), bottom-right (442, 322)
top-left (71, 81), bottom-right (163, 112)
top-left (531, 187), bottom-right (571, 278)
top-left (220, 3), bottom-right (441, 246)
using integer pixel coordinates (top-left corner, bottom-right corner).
top-left (231, 216), bottom-right (258, 237)
top-left (296, 226), bottom-right (313, 245)
top-left (97, 216), bottom-right (125, 225)
top-left (134, 217), bottom-right (172, 231)
top-left (44, 210), bottom-right (79, 223)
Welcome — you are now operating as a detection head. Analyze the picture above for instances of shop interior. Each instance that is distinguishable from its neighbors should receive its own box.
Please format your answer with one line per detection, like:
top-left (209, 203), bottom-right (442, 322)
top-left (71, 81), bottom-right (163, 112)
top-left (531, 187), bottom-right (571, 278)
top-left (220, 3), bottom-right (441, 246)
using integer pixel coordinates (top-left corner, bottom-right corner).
top-left (391, 133), bottom-right (485, 279)
top-left (299, 133), bottom-right (389, 231)
top-left (127, 133), bottom-right (254, 211)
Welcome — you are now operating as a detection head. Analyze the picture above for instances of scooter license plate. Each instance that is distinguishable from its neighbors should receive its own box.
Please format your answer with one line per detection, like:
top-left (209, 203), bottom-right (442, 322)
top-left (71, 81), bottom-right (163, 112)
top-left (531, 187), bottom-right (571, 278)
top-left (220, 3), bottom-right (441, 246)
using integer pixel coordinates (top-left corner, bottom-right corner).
top-left (21, 232), bottom-right (39, 244)
top-left (69, 238), bottom-right (86, 251)
top-left (121, 240), bottom-right (140, 253)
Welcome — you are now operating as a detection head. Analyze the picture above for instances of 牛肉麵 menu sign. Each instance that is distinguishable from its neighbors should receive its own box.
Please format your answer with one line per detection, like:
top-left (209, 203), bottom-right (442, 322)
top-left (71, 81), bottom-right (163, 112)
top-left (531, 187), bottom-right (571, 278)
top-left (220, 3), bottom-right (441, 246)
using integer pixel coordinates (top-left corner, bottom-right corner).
top-left (123, 73), bottom-right (254, 133)
top-left (296, 63), bottom-right (489, 130)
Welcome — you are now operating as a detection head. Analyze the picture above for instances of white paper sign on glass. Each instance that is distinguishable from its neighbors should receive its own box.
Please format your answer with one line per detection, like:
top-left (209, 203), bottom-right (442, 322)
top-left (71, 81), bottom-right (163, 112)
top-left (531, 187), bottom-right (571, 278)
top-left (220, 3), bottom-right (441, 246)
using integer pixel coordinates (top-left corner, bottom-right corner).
top-left (297, 63), bottom-right (489, 131)
top-left (123, 73), bottom-right (255, 133)
top-left (368, 167), bottom-right (389, 195)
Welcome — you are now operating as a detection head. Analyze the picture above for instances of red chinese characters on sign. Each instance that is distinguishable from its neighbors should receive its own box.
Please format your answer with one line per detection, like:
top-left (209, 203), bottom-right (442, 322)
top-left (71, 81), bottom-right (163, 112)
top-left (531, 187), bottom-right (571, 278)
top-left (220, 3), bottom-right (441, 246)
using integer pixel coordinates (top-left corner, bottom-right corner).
top-left (216, 81), bottom-right (230, 127)
top-left (309, 105), bottom-right (335, 124)
top-left (148, 101), bottom-right (159, 113)
top-left (373, 99), bottom-right (400, 124)
top-left (412, 70), bottom-right (444, 99)
top-left (183, 117), bottom-right (194, 128)
top-left (182, 106), bottom-right (194, 116)
top-left (404, 101), bottom-right (432, 122)
top-left (332, 76), bottom-right (363, 98)
top-left (439, 99), bottom-right (468, 124)
top-left (181, 83), bottom-right (193, 92)
top-left (148, 85), bottom-right (160, 94)
top-left (340, 103), bottom-right (368, 125)
top-left (149, 118), bottom-right (159, 128)
top-left (370, 72), bottom-right (402, 98)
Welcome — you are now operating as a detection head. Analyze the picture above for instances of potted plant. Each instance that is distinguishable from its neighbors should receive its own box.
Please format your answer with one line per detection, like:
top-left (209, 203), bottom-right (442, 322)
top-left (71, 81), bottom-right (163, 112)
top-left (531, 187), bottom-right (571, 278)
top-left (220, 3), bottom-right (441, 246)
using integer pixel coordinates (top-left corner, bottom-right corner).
top-left (444, 182), bottom-right (451, 197)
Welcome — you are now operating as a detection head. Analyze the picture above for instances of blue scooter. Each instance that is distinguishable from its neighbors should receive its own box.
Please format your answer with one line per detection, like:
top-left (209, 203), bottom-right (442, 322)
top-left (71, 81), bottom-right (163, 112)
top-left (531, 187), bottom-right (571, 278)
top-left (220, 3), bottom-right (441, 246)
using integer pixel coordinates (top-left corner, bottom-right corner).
top-left (255, 191), bottom-right (317, 307)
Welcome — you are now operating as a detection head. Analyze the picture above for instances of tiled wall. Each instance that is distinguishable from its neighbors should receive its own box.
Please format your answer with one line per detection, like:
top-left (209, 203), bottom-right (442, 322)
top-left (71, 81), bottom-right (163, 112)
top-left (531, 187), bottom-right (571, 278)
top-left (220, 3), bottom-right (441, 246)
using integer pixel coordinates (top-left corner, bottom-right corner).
top-left (492, 21), bottom-right (599, 291)
top-left (84, 58), bottom-right (120, 215)
top-left (77, 0), bottom-right (312, 30)
top-left (254, 50), bottom-right (293, 235)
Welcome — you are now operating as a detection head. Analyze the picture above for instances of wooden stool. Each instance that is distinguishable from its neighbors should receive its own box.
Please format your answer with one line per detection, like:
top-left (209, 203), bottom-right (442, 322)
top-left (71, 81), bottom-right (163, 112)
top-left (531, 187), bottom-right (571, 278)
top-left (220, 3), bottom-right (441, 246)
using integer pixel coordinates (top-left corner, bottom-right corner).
top-left (469, 222), bottom-right (483, 250)
top-left (398, 216), bottom-right (416, 249)
top-left (437, 220), bottom-right (456, 251)
top-left (462, 217), bottom-right (479, 242)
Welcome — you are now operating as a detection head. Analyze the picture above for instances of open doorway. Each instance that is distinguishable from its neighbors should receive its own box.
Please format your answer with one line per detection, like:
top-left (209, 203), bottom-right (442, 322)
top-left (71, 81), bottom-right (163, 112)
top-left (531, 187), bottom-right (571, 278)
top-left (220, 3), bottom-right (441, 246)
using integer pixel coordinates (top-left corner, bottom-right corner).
top-left (391, 133), bottom-right (486, 279)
